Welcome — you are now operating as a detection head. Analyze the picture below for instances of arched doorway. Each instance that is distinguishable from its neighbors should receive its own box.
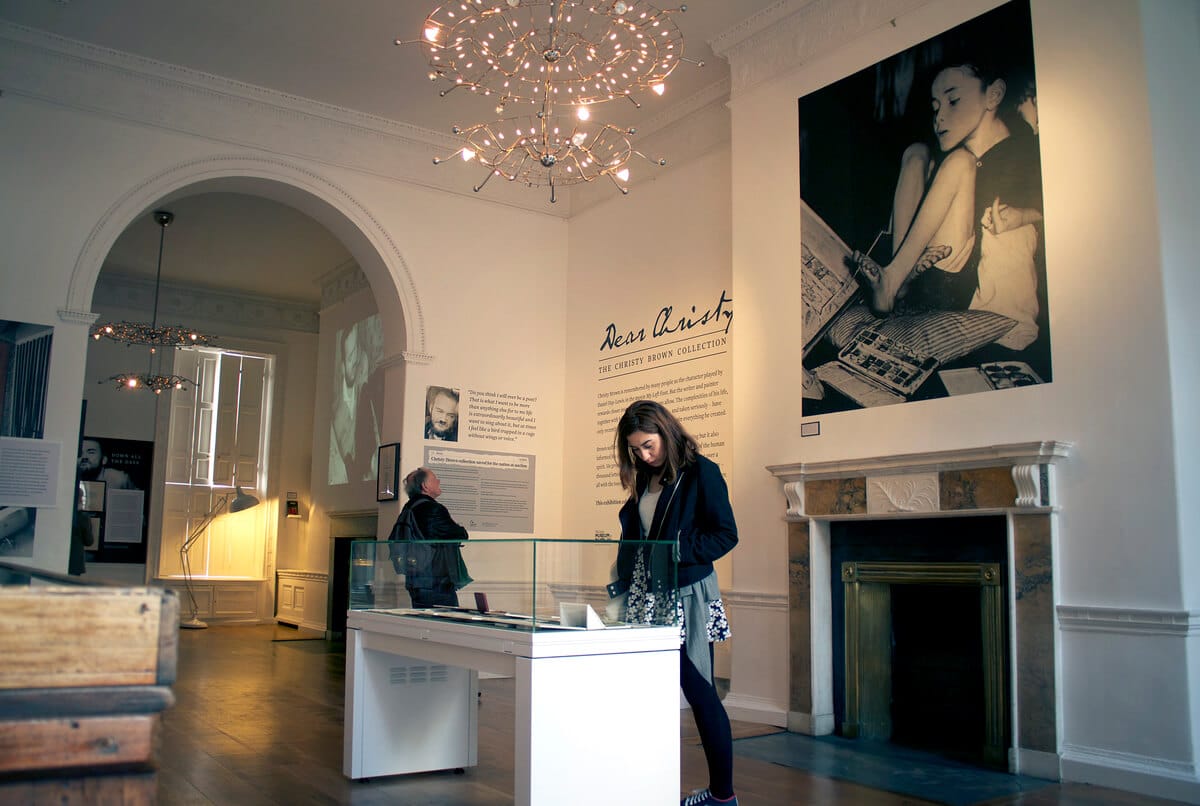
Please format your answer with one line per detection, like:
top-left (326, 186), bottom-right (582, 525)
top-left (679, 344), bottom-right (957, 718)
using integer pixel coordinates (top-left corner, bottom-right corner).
top-left (68, 159), bottom-right (423, 630)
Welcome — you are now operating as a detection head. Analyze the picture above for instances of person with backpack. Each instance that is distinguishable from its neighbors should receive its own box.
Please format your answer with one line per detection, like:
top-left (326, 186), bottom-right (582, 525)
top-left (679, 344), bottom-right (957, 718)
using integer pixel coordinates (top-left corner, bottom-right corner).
top-left (388, 467), bottom-right (470, 608)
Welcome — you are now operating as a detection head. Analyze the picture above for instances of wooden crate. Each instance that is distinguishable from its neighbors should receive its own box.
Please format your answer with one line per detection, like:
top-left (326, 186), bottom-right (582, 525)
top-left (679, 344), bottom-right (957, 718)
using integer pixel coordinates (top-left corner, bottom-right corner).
top-left (0, 580), bottom-right (178, 796)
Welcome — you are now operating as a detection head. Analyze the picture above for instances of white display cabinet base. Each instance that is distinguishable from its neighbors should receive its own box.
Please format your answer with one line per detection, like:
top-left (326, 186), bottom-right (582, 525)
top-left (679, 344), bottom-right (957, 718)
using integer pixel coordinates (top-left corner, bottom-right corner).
top-left (343, 610), bottom-right (679, 805)
top-left (343, 630), bottom-right (478, 778)
top-left (515, 650), bottom-right (678, 804)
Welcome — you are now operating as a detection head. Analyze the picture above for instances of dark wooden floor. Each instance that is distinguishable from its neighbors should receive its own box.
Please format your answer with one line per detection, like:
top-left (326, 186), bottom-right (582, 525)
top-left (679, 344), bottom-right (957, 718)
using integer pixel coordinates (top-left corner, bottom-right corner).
top-left (156, 624), bottom-right (1181, 805)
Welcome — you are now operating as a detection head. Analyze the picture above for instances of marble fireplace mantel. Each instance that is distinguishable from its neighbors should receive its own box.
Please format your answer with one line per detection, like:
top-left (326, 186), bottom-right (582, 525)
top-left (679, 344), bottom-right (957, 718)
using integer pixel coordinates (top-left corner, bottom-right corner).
top-left (768, 441), bottom-right (1072, 780)
top-left (767, 441), bottom-right (1072, 519)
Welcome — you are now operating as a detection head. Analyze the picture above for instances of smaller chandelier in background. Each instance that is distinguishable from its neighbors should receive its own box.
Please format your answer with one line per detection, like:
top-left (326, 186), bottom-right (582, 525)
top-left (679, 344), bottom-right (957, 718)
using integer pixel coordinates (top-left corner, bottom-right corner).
top-left (92, 209), bottom-right (213, 394)
top-left (91, 321), bottom-right (212, 350)
top-left (103, 371), bottom-right (191, 394)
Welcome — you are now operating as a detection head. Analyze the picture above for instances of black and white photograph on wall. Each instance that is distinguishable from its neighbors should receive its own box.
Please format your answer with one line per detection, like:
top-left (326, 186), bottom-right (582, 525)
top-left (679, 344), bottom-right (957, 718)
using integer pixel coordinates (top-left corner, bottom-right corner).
top-left (424, 385), bottom-right (460, 442)
top-left (799, 0), bottom-right (1051, 415)
top-left (76, 435), bottom-right (153, 563)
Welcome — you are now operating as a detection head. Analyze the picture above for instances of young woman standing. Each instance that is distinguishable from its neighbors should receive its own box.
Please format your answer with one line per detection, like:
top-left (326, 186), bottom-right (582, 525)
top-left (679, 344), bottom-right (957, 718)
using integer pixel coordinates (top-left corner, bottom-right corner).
top-left (610, 400), bottom-right (739, 806)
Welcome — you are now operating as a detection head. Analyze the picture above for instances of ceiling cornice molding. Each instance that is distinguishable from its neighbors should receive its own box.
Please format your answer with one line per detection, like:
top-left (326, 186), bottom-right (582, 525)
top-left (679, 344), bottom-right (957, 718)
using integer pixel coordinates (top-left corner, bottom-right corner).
top-left (710, 0), bottom-right (930, 98)
top-left (0, 21), bottom-right (566, 218)
top-left (317, 260), bottom-right (369, 310)
top-left (570, 92), bottom-right (732, 215)
top-left (93, 271), bottom-right (320, 334)
top-left (0, 21), bottom-right (454, 151)
top-left (400, 350), bottom-right (435, 366)
top-left (710, 0), bottom-right (816, 60)
top-left (57, 308), bottom-right (101, 326)
top-left (633, 75), bottom-right (731, 141)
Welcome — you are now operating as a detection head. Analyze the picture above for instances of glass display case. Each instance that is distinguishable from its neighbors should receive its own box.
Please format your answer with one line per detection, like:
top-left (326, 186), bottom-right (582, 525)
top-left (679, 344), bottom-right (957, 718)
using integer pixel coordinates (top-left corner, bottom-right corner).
top-left (342, 540), bottom-right (683, 795)
top-left (348, 537), bottom-right (677, 632)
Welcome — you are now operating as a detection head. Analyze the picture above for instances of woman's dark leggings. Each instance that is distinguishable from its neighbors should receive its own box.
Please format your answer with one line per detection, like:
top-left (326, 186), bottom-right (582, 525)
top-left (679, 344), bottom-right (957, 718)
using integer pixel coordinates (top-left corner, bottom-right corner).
top-left (680, 645), bottom-right (734, 799)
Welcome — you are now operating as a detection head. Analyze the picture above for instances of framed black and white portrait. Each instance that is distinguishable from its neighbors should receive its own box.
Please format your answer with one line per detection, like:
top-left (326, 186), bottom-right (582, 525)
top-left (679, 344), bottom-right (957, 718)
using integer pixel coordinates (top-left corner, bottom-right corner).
top-left (376, 442), bottom-right (400, 502)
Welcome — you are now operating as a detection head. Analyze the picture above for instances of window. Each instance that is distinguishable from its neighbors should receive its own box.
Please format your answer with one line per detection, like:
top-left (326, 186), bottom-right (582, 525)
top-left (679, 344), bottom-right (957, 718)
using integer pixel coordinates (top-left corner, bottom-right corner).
top-left (158, 348), bottom-right (273, 579)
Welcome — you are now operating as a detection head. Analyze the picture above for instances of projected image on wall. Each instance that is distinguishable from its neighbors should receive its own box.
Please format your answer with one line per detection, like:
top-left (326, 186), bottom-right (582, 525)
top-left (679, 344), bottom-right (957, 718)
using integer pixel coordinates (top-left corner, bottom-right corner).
top-left (328, 314), bottom-right (384, 486)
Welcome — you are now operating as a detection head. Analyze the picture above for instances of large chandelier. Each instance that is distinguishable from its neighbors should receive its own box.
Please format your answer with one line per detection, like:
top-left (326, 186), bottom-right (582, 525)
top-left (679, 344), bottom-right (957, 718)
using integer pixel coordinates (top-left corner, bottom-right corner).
top-left (92, 210), bottom-right (213, 393)
top-left (403, 0), bottom-right (699, 201)
top-left (436, 112), bottom-right (665, 201)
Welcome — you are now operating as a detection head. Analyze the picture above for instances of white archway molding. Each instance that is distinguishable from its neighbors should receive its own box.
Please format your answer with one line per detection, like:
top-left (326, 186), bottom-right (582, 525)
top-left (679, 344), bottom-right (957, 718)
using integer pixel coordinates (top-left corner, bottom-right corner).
top-left (58, 154), bottom-right (426, 359)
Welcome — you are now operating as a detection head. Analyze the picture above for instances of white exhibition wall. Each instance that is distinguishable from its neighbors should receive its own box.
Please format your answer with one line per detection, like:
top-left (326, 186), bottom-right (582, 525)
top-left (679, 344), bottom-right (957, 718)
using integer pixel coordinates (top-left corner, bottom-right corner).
top-left (720, 0), bottom-right (1198, 796)
top-left (563, 145), bottom-right (733, 541)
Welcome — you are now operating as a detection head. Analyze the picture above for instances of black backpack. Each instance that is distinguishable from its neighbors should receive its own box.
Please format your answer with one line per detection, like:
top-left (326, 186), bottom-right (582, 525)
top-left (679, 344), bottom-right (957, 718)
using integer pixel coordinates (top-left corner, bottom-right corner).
top-left (388, 499), bottom-right (438, 588)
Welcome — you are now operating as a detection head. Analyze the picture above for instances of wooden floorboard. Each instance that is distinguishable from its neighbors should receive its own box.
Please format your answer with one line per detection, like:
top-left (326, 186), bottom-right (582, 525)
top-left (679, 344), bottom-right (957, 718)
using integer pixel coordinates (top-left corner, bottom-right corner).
top-left (151, 624), bottom-right (1183, 805)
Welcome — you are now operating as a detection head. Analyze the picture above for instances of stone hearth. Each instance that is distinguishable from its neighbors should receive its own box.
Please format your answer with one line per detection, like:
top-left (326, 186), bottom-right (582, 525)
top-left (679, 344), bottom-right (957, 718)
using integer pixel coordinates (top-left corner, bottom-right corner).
top-left (768, 442), bottom-right (1071, 779)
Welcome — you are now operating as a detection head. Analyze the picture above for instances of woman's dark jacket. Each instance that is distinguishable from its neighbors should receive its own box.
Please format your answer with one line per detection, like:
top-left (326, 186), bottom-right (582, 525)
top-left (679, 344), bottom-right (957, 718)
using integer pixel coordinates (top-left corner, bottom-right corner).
top-left (613, 454), bottom-right (737, 591)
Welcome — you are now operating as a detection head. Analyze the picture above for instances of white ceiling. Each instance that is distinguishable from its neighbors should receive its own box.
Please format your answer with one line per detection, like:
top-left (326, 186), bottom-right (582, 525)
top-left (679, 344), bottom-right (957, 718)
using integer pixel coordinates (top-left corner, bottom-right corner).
top-left (103, 193), bottom-right (355, 305)
top-left (1, 0), bottom-right (779, 305)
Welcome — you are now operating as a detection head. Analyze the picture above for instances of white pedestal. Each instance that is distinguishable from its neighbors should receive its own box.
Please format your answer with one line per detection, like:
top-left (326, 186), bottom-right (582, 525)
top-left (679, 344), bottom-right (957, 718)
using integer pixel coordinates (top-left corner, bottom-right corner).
top-left (343, 629), bottom-right (478, 778)
top-left (343, 610), bottom-right (679, 805)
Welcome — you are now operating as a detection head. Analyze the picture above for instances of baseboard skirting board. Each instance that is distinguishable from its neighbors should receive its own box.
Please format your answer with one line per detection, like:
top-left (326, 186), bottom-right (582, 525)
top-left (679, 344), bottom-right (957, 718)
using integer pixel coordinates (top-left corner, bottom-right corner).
top-left (722, 693), bottom-right (788, 727)
top-left (1061, 744), bottom-right (1200, 803)
top-left (786, 709), bottom-right (835, 736)
top-left (1015, 748), bottom-right (1060, 781)
top-left (276, 616), bottom-right (326, 633)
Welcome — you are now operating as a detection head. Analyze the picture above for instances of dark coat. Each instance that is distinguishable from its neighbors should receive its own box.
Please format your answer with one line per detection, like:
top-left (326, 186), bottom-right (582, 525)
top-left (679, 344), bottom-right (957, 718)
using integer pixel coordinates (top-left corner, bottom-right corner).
top-left (389, 493), bottom-right (469, 590)
top-left (399, 493), bottom-right (469, 543)
top-left (615, 453), bottom-right (737, 590)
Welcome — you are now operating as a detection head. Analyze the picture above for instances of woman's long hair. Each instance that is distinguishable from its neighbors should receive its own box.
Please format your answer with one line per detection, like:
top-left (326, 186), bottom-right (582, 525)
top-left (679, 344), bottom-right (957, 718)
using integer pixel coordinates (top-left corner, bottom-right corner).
top-left (613, 400), bottom-right (698, 496)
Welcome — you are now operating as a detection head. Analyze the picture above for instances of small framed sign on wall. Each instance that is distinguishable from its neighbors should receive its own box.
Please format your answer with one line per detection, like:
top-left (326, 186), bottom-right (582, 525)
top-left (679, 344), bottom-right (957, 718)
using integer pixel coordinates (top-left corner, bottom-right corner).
top-left (376, 442), bottom-right (400, 501)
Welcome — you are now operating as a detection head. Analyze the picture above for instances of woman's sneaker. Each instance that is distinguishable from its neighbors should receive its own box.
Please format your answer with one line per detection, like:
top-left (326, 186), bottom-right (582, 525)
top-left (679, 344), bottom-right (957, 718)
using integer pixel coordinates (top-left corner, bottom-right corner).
top-left (681, 788), bottom-right (738, 806)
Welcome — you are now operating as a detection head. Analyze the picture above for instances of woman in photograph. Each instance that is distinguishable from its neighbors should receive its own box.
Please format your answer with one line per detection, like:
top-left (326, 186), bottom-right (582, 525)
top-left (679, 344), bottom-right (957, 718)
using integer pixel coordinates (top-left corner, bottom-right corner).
top-left (854, 54), bottom-right (1043, 344)
top-left (609, 400), bottom-right (739, 806)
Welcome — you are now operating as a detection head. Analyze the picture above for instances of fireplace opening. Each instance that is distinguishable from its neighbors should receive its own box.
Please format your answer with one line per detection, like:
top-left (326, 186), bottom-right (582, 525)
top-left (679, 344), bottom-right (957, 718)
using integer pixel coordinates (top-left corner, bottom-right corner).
top-left (832, 516), bottom-right (1008, 767)
top-left (891, 583), bottom-right (985, 762)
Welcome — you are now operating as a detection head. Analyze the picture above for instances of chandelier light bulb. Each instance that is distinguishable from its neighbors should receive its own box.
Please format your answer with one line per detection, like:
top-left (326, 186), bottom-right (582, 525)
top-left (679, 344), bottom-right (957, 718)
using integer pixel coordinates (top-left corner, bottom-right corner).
top-left (616, 167), bottom-right (630, 182)
top-left (462, 147), bottom-right (476, 161)
top-left (424, 26), bottom-right (440, 42)
top-left (576, 105), bottom-right (590, 121)
top-left (652, 82), bottom-right (665, 95)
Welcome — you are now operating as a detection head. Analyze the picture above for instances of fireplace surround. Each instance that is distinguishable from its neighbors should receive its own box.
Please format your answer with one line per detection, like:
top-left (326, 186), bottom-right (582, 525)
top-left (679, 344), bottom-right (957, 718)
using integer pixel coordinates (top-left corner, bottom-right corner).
top-left (768, 441), bottom-right (1071, 779)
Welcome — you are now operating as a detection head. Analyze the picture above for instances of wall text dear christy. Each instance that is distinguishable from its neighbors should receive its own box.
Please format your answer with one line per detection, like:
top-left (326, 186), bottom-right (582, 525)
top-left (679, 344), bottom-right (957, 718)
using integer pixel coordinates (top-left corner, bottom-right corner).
top-left (599, 290), bottom-right (733, 353)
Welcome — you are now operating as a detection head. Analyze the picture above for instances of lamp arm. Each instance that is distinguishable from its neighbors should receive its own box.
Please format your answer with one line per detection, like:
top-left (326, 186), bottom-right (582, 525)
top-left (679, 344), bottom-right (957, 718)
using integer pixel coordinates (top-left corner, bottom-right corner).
top-left (181, 493), bottom-right (231, 554)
